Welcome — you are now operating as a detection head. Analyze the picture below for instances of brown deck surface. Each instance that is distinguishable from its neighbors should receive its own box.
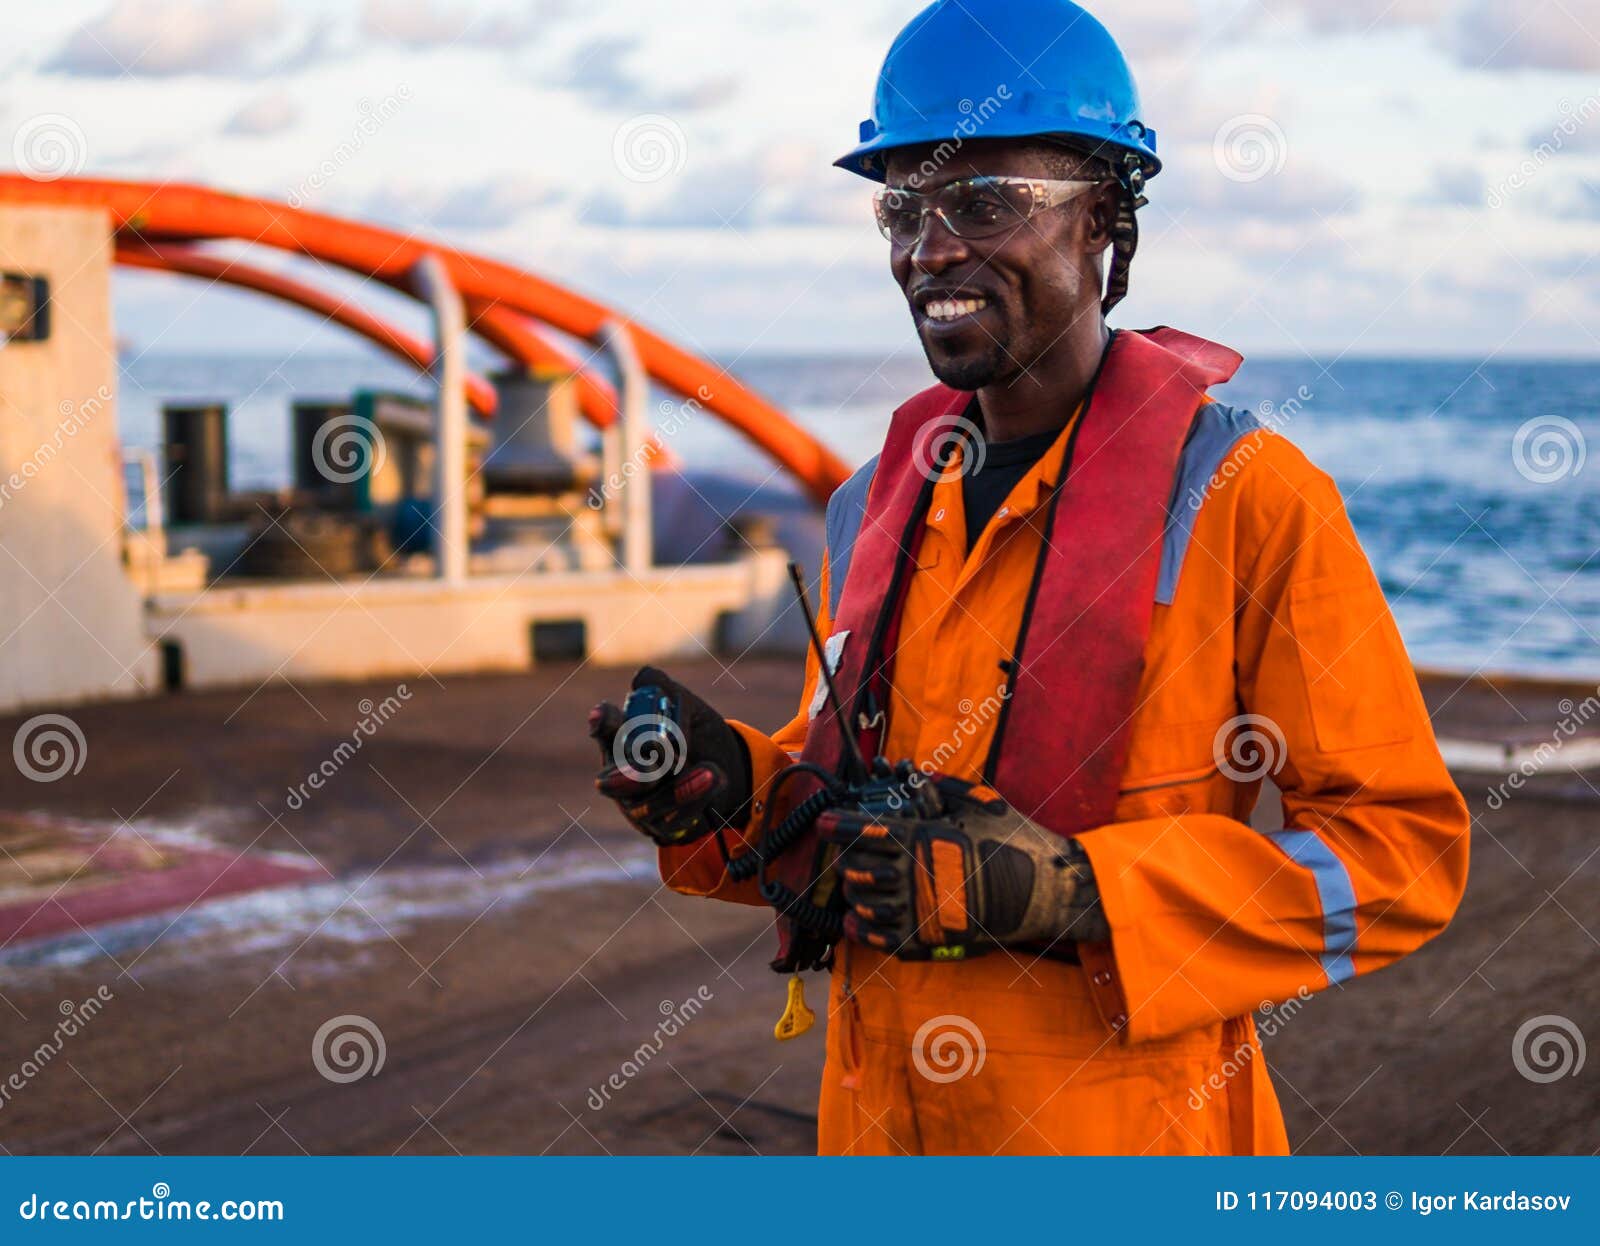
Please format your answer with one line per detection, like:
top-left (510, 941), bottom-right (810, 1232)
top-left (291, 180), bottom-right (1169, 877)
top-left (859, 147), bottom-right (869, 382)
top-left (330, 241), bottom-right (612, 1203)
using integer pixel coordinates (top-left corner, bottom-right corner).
top-left (0, 660), bottom-right (1594, 1155)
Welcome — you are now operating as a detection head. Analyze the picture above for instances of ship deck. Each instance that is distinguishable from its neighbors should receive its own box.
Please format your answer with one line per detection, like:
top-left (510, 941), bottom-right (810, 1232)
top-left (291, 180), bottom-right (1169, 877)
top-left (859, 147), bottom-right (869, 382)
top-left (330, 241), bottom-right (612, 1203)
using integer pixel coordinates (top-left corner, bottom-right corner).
top-left (0, 663), bottom-right (1594, 1155)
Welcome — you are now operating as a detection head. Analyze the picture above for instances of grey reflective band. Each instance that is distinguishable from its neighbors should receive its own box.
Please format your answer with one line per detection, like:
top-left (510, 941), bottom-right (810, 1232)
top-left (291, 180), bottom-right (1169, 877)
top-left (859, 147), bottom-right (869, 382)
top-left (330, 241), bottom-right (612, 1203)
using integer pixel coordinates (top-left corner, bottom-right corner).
top-left (1264, 828), bottom-right (1359, 984)
top-left (824, 454), bottom-right (879, 619)
top-left (1156, 403), bottom-right (1267, 605)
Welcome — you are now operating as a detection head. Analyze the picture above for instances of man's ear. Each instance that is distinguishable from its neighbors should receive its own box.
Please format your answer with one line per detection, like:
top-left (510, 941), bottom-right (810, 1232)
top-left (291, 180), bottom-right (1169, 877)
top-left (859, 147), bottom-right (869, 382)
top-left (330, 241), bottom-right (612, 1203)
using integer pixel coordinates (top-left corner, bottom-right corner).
top-left (1082, 183), bottom-right (1119, 256)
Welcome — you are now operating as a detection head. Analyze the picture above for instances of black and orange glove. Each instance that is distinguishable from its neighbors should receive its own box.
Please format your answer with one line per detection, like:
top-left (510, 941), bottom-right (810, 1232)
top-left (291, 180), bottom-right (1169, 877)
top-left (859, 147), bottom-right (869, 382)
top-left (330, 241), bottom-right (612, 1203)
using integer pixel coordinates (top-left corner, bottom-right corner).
top-left (589, 666), bottom-right (752, 847)
top-left (816, 775), bottom-right (1106, 960)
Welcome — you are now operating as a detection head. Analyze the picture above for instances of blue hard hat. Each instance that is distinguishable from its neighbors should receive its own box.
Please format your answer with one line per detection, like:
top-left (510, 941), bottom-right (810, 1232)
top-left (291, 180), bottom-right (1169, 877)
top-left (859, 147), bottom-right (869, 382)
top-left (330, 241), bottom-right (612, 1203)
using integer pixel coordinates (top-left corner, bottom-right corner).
top-left (837, 0), bottom-right (1159, 184)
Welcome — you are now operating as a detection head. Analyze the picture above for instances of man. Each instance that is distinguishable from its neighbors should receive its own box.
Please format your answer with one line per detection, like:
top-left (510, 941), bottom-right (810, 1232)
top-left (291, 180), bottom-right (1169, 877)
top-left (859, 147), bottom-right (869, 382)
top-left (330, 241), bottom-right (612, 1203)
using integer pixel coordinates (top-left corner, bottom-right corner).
top-left (590, 0), bottom-right (1468, 1155)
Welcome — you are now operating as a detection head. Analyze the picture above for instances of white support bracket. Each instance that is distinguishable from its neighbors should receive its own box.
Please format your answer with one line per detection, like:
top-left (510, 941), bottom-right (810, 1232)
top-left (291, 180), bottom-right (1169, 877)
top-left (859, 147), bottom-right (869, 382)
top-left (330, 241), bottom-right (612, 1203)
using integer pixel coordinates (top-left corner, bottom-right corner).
top-left (410, 254), bottom-right (469, 584)
top-left (599, 319), bottom-right (652, 575)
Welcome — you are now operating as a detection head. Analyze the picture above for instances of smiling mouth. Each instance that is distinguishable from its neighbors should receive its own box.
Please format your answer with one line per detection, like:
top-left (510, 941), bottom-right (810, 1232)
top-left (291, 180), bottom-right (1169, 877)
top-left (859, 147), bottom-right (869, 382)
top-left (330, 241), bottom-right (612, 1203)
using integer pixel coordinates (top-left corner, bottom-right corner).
top-left (919, 295), bottom-right (991, 325)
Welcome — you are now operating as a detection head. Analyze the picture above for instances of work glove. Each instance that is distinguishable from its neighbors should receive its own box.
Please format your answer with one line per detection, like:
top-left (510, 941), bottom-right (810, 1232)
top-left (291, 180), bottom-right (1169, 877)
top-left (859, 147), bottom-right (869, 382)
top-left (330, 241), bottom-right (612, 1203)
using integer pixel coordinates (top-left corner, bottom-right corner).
top-left (816, 775), bottom-right (1107, 960)
top-left (589, 666), bottom-right (752, 847)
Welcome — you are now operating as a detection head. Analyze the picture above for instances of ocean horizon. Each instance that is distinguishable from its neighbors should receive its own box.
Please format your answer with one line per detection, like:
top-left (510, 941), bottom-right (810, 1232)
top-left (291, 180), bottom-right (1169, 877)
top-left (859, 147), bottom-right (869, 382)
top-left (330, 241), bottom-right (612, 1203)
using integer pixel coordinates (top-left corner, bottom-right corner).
top-left (113, 349), bottom-right (1600, 681)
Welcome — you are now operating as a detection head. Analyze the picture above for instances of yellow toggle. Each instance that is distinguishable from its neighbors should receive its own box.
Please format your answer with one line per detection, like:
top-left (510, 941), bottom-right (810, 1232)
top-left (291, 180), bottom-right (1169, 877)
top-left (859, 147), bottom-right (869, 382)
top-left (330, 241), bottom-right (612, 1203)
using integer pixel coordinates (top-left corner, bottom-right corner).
top-left (773, 974), bottom-right (815, 1041)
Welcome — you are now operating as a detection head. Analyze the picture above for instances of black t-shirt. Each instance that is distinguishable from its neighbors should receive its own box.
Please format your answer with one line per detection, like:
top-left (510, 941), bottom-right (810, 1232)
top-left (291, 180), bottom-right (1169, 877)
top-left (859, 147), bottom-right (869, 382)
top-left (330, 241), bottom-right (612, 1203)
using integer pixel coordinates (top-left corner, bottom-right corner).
top-left (960, 425), bottom-right (1061, 554)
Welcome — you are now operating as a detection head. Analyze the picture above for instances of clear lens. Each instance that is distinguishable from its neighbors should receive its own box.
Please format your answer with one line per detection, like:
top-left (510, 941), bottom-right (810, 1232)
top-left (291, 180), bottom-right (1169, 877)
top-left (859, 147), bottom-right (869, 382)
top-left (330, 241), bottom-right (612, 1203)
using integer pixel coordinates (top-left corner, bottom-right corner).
top-left (873, 188), bottom-right (924, 243)
top-left (874, 178), bottom-right (1042, 244)
top-left (941, 178), bottom-right (1035, 238)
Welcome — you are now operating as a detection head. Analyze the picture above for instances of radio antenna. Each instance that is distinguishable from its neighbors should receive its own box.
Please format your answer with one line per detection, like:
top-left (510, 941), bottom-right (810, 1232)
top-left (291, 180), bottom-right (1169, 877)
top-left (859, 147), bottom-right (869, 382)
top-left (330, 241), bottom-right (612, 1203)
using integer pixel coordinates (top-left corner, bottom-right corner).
top-left (787, 562), bottom-right (869, 784)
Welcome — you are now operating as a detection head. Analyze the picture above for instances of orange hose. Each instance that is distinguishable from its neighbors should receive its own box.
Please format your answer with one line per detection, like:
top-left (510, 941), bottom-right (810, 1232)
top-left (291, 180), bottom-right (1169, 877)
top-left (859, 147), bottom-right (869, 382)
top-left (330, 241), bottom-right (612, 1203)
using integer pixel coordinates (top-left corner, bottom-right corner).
top-left (0, 176), bottom-right (850, 503)
top-left (115, 242), bottom-right (501, 418)
top-left (465, 300), bottom-right (619, 427)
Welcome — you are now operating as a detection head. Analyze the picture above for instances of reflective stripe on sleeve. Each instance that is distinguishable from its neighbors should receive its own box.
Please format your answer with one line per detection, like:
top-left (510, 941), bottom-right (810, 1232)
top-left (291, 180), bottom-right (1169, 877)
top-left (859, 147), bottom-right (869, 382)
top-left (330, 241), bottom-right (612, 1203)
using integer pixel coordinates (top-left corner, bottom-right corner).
top-left (1264, 828), bottom-right (1358, 985)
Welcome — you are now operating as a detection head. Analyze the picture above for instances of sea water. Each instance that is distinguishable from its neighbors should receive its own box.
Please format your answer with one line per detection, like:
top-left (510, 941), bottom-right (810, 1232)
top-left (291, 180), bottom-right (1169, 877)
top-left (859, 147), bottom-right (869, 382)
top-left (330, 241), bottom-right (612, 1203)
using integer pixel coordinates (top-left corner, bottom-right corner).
top-left (114, 350), bottom-right (1599, 679)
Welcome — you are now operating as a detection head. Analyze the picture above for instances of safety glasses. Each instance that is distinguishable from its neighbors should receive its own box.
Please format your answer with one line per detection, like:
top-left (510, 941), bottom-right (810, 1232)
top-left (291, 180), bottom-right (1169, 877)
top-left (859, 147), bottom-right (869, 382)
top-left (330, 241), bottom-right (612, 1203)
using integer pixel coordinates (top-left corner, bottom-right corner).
top-left (873, 175), bottom-right (1103, 246)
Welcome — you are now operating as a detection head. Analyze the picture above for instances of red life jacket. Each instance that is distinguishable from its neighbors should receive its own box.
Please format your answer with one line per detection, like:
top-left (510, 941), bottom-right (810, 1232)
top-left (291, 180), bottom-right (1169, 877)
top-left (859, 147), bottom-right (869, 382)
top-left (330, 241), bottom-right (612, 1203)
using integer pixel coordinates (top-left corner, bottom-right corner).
top-left (767, 328), bottom-right (1244, 970)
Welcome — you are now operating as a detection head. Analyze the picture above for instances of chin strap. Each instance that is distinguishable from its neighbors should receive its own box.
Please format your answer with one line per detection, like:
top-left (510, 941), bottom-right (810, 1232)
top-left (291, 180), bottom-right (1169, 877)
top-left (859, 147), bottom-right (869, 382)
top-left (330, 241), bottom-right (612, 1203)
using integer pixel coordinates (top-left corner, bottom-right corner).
top-left (1102, 152), bottom-right (1147, 316)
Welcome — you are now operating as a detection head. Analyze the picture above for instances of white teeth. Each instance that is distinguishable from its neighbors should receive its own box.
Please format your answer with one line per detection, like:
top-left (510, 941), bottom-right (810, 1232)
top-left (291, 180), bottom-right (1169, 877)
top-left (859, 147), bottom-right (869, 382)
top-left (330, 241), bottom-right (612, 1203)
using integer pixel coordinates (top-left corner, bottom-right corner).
top-left (924, 297), bottom-right (988, 321)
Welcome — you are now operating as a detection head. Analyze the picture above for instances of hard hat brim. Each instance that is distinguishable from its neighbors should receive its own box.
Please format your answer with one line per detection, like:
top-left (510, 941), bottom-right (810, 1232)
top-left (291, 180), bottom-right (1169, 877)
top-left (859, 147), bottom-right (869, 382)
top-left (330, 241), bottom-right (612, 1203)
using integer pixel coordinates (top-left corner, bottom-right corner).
top-left (835, 114), bottom-right (1161, 184)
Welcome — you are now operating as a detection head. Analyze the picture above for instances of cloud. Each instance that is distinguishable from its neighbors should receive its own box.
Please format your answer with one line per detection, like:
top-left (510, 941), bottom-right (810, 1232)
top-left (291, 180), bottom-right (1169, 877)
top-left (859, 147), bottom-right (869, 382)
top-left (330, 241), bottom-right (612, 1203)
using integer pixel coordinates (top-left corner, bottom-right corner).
top-left (550, 34), bottom-right (738, 113)
top-left (583, 144), bottom-right (866, 231)
top-left (1527, 107), bottom-right (1600, 154)
top-left (354, 176), bottom-right (561, 231)
top-left (1279, 0), bottom-right (1452, 32)
top-left (1446, 0), bottom-right (1600, 71)
top-left (1429, 163), bottom-right (1487, 207)
top-left (1261, 1), bottom-right (1599, 72)
top-left (358, 0), bottom-right (577, 51)
top-left (361, 0), bottom-right (507, 49)
top-left (1099, 0), bottom-right (1206, 60)
top-left (225, 89), bottom-right (299, 136)
top-left (361, 0), bottom-right (476, 47)
top-left (1548, 179), bottom-right (1600, 221)
top-left (765, 179), bottom-right (872, 228)
top-left (581, 179), bottom-right (761, 231)
top-left (44, 0), bottom-right (290, 77)
top-left (1158, 148), bottom-right (1364, 223)
top-left (550, 34), bottom-right (641, 108)
top-left (663, 75), bottom-right (740, 112)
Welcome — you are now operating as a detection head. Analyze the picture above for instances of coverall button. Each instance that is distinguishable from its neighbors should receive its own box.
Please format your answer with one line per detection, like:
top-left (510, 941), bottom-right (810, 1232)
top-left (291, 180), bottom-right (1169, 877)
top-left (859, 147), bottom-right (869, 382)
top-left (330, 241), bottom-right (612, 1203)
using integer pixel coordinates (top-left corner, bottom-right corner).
top-left (1110, 1012), bottom-right (1128, 1030)
top-left (1092, 970), bottom-right (1112, 987)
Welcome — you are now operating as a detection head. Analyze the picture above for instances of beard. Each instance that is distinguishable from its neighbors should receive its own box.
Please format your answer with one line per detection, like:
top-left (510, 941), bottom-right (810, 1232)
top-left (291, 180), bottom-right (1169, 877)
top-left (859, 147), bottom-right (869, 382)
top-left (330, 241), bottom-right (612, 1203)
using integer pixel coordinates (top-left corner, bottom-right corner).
top-left (923, 336), bottom-right (1012, 392)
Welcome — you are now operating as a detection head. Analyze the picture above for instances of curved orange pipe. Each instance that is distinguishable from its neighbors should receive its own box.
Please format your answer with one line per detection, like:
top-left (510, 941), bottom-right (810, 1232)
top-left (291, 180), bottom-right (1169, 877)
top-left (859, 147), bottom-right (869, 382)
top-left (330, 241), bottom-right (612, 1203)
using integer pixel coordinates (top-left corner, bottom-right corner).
top-left (116, 242), bottom-right (621, 429)
top-left (116, 243), bottom-right (672, 469)
top-left (465, 299), bottom-right (619, 427)
top-left (0, 176), bottom-right (850, 503)
top-left (115, 242), bottom-right (501, 418)
top-left (457, 303), bottom-right (677, 468)
top-left (114, 245), bottom-right (674, 468)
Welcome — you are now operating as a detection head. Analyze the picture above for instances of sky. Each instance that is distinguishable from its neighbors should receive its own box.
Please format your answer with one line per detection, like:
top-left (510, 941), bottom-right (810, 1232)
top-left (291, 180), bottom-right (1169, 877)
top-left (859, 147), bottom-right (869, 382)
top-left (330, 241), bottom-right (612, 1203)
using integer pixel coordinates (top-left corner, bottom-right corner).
top-left (3, 0), bottom-right (1599, 361)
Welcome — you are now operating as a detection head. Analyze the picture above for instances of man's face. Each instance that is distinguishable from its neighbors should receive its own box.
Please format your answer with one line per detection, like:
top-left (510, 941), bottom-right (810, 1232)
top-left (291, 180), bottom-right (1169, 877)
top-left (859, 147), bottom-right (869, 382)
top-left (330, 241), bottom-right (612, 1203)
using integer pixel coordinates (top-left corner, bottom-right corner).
top-left (884, 140), bottom-right (1110, 391)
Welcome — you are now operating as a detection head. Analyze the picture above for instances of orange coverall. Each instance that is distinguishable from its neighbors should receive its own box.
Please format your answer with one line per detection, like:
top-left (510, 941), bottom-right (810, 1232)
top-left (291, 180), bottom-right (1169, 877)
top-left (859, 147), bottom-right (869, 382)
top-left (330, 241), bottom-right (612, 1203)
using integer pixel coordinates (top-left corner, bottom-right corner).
top-left (660, 414), bottom-right (1470, 1155)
